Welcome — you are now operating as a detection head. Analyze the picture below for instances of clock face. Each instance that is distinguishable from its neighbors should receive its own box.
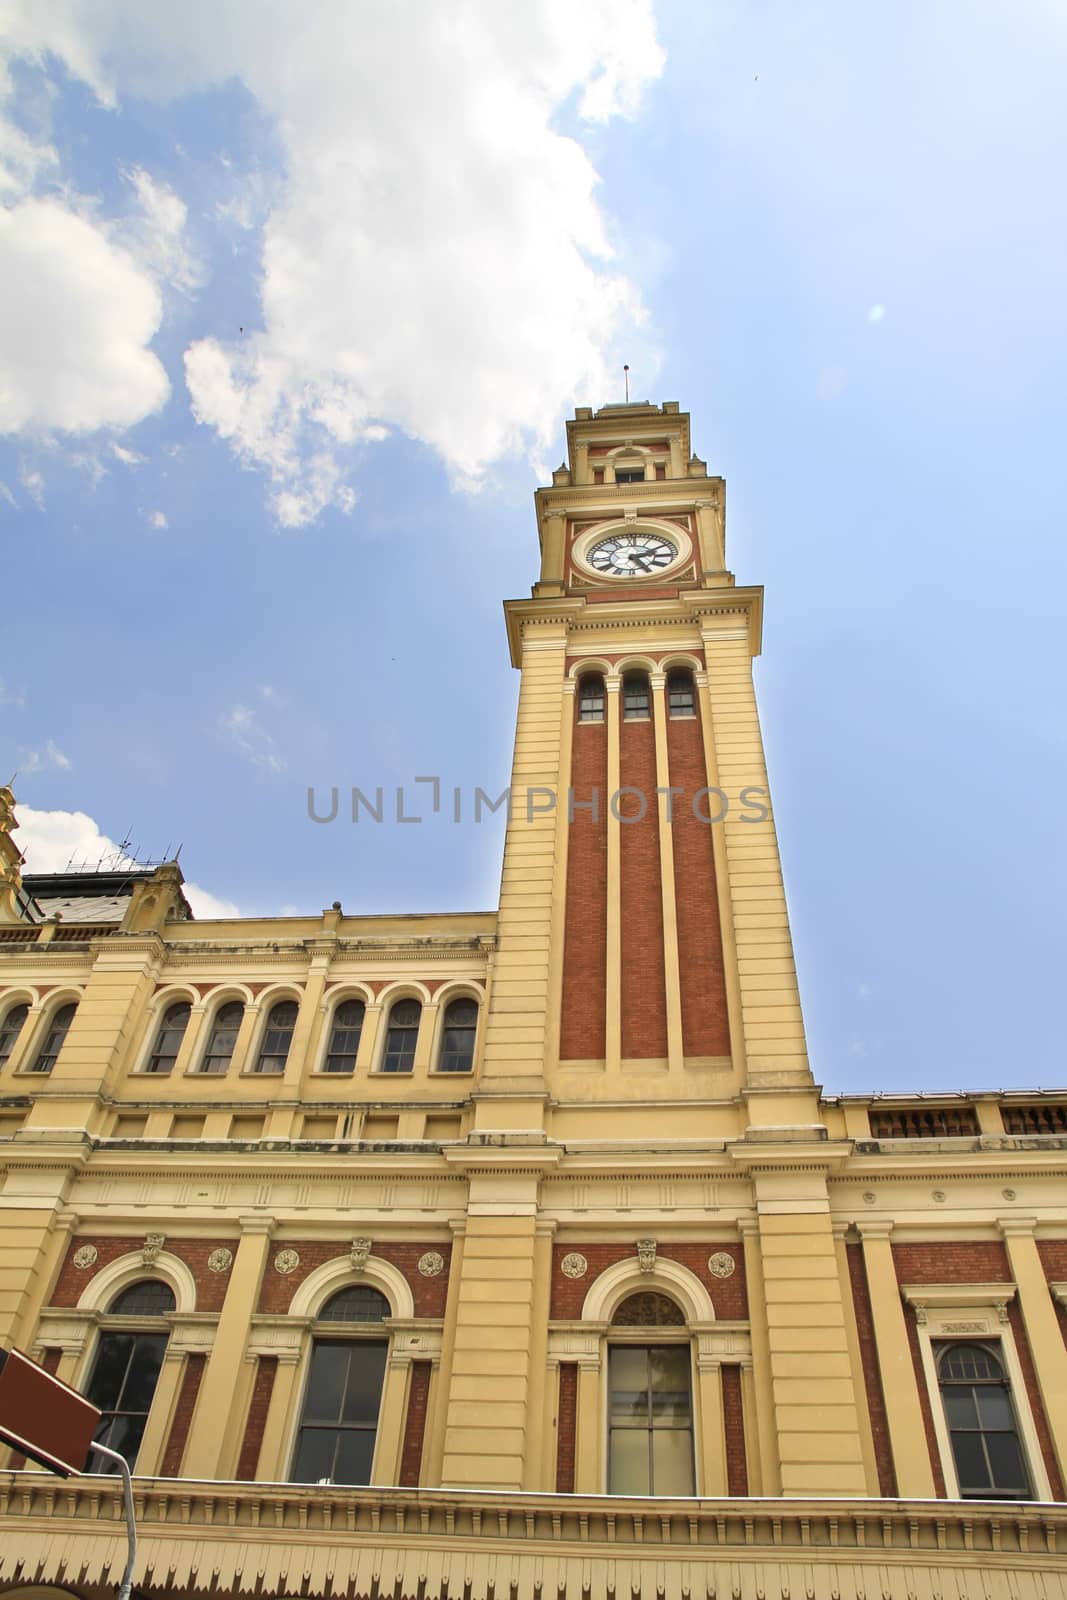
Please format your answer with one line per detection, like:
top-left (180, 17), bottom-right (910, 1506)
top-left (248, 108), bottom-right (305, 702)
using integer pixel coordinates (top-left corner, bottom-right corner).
top-left (587, 531), bottom-right (677, 578)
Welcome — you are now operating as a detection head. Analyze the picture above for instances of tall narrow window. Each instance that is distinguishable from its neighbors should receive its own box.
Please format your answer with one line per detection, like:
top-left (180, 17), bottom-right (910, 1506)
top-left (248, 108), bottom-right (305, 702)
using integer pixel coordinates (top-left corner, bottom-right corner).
top-left (381, 999), bottom-right (420, 1073)
top-left (438, 997), bottom-right (478, 1073)
top-left (145, 1002), bottom-right (190, 1074)
top-left (578, 673), bottom-right (606, 724)
top-left (254, 999), bottom-right (298, 1074)
top-left (323, 998), bottom-right (365, 1074)
top-left (291, 1286), bottom-right (390, 1485)
top-left (622, 671), bottom-right (651, 720)
top-left (608, 1344), bottom-right (695, 1496)
top-left (938, 1342), bottom-right (1031, 1499)
top-left (200, 1001), bottom-right (243, 1074)
top-left (29, 1001), bottom-right (76, 1074)
top-left (667, 668), bottom-right (696, 718)
top-left (84, 1279), bottom-right (175, 1471)
top-left (0, 1002), bottom-right (29, 1067)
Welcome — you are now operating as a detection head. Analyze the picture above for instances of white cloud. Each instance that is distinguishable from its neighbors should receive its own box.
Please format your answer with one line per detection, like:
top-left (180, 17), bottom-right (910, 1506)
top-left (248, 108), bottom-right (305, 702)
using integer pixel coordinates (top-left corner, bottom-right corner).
top-left (0, 1), bottom-right (664, 524)
top-left (120, 165), bottom-right (203, 292)
top-left (15, 804), bottom-right (240, 917)
top-left (0, 479), bottom-right (16, 508)
top-left (19, 462), bottom-right (44, 505)
top-left (145, 508), bottom-right (168, 529)
top-left (112, 442), bottom-right (145, 465)
top-left (0, 679), bottom-right (26, 705)
top-left (17, 738), bottom-right (72, 775)
top-left (0, 197), bottom-right (170, 435)
top-left (217, 702), bottom-right (285, 774)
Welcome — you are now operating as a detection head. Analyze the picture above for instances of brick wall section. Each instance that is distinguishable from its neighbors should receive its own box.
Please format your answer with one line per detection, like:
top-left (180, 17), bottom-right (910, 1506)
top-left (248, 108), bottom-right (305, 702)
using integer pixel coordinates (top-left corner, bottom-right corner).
top-left (666, 705), bottom-right (730, 1057)
top-left (720, 1365), bottom-right (748, 1495)
top-left (560, 706), bottom-right (608, 1060)
top-left (160, 1352), bottom-right (206, 1477)
top-left (234, 1356), bottom-right (277, 1481)
top-left (398, 1361), bottom-right (432, 1487)
top-left (550, 1244), bottom-right (747, 1320)
top-left (257, 1242), bottom-right (450, 1317)
top-left (1038, 1241), bottom-right (1067, 1347)
top-left (619, 712), bottom-right (667, 1059)
top-left (52, 1237), bottom-right (239, 1311)
top-left (556, 1363), bottom-right (578, 1492)
top-left (892, 1240), bottom-right (1065, 1499)
top-left (845, 1242), bottom-right (897, 1495)
top-left (9, 1348), bottom-right (62, 1469)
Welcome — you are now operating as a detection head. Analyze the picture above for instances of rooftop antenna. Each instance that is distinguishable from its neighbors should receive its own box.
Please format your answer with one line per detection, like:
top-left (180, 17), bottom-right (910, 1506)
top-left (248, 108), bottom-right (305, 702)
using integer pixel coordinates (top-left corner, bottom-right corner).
top-left (624, 364), bottom-right (630, 403)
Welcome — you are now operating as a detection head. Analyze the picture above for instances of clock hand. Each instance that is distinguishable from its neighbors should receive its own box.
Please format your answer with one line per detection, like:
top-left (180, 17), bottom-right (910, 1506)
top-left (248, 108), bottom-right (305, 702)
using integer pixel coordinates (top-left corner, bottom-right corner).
top-left (630, 552), bottom-right (653, 572)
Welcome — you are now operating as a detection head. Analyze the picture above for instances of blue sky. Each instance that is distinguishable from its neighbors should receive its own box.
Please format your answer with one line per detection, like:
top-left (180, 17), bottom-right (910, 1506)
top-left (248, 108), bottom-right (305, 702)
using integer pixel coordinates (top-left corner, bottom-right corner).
top-left (1, 2), bottom-right (1065, 1094)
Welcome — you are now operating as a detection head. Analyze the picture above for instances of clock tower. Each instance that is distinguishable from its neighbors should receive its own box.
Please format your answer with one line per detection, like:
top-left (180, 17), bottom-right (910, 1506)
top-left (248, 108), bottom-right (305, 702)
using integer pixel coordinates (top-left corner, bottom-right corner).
top-left (441, 400), bottom-right (866, 1498)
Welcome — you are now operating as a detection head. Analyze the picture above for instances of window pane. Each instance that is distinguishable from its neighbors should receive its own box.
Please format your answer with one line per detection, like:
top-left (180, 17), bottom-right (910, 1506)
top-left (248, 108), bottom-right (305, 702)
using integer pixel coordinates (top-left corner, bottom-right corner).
top-left (292, 1427), bottom-right (336, 1484)
top-left (118, 1334), bottom-right (167, 1412)
top-left (98, 1411), bottom-right (148, 1469)
top-left (652, 1428), bottom-right (695, 1496)
top-left (609, 1347), bottom-right (649, 1423)
top-left (649, 1347), bottom-right (691, 1423)
top-left (86, 1334), bottom-right (134, 1411)
top-left (975, 1386), bottom-right (1014, 1431)
top-left (302, 1344), bottom-right (350, 1422)
top-left (0, 1003), bottom-right (29, 1063)
top-left (941, 1343), bottom-right (1001, 1382)
top-left (320, 1286), bottom-right (390, 1323)
top-left (951, 1430), bottom-right (991, 1493)
top-left (341, 1343), bottom-right (388, 1423)
top-left (109, 1280), bottom-right (176, 1316)
top-left (986, 1430), bottom-right (1029, 1493)
top-left (943, 1388), bottom-right (979, 1429)
top-left (333, 1426), bottom-right (377, 1486)
top-left (609, 1426), bottom-right (650, 1495)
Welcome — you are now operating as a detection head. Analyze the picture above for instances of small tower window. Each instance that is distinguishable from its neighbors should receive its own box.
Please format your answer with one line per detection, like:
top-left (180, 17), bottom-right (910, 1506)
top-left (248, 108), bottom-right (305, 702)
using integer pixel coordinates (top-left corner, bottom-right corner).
top-left (145, 1002), bottom-right (190, 1075)
top-left (622, 671), bottom-right (651, 721)
top-left (578, 673), bottom-right (606, 724)
top-left (0, 1002), bottom-right (29, 1067)
top-left (614, 463), bottom-right (646, 484)
top-left (381, 998), bottom-right (421, 1073)
top-left (667, 668), bottom-right (696, 718)
top-left (254, 999), bottom-right (299, 1074)
top-left (438, 997), bottom-right (478, 1073)
top-left (200, 1001), bottom-right (243, 1074)
top-left (323, 998), bottom-right (365, 1074)
top-left (29, 1002), bottom-right (76, 1074)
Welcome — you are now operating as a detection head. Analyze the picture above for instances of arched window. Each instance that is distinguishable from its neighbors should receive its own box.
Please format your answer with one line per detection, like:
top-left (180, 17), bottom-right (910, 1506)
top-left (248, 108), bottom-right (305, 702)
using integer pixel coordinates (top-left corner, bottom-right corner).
top-left (200, 1000), bottom-right (243, 1074)
top-left (0, 1002), bottom-right (29, 1067)
top-left (622, 670), bottom-right (651, 721)
top-left (145, 1002), bottom-right (190, 1074)
top-left (83, 1278), bottom-right (174, 1470)
top-left (319, 1285), bottom-right (390, 1323)
top-left (254, 999), bottom-right (299, 1074)
top-left (29, 1001), bottom-right (77, 1074)
top-left (937, 1342), bottom-right (1031, 1498)
top-left (438, 997), bottom-right (478, 1073)
top-left (667, 668), bottom-right (696, 718)
top-left (323, 998), bottom-right (365, 1074)
top-left (608, 1291), bottom-right (694, 1496)
top-left (290, 1284), bottom-right (392, 1485)
top-left (577, 673), bottom-right (606, 724)
top-left (381, 999), bottom-right (420, 1073)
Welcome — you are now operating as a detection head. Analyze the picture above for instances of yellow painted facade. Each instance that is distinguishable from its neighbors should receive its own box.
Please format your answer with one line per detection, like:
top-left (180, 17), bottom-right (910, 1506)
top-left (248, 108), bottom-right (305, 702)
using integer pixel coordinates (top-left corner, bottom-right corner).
top-left (1, 401), bottom-right (1066, 1598)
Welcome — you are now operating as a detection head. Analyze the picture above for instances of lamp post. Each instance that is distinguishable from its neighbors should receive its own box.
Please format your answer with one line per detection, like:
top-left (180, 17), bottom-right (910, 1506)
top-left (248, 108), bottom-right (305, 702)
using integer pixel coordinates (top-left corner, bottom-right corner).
top-left (0, 1345), bottom-right (138, 1600)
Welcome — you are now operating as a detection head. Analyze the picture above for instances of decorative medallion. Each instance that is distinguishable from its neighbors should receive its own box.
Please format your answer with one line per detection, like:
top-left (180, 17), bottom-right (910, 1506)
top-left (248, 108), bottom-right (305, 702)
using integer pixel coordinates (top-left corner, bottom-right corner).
top-left (708, 1251), bottom-right (736, 1279)
top-left (560, 1252), bottom-right (588, 1280)
top-left (863, 1191), bottom-right (877, 1205)
top-left (1002, 1188), bottom-right (1017, 1201)
top-left (274, 1248), bottom-right (300, 1275)
top-left (932, 1190), bottom-right (946, 1203)
top-left (141, 1233), bottom-right (166, 1265)
top-left (418, 1250), bottom-right (445, 1278)
top-left (636, 1238), bottom-right (657, 1274)
top-left (73, 1244), bottom-right (98, 1270)
top-left (350, 1236), bottom-right (372, 1272)
top-left (207, 1248), bottom-right (233, 1274)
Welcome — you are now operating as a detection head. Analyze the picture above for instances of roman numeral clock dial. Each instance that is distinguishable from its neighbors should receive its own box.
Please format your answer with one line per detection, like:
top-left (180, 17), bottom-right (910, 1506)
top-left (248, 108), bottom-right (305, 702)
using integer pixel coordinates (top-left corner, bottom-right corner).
top-left (588, 532), bottom-right (676, 578)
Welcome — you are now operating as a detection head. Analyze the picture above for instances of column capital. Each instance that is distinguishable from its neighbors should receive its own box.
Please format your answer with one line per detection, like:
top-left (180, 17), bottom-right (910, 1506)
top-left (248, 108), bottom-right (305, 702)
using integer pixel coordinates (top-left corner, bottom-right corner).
top-left (997, 1216), bottom-right (1039, 1239)
top-left (238, 1215), bottom-right (277, 1238)
top-left (855, 1219), bottom-right (895, 1242)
